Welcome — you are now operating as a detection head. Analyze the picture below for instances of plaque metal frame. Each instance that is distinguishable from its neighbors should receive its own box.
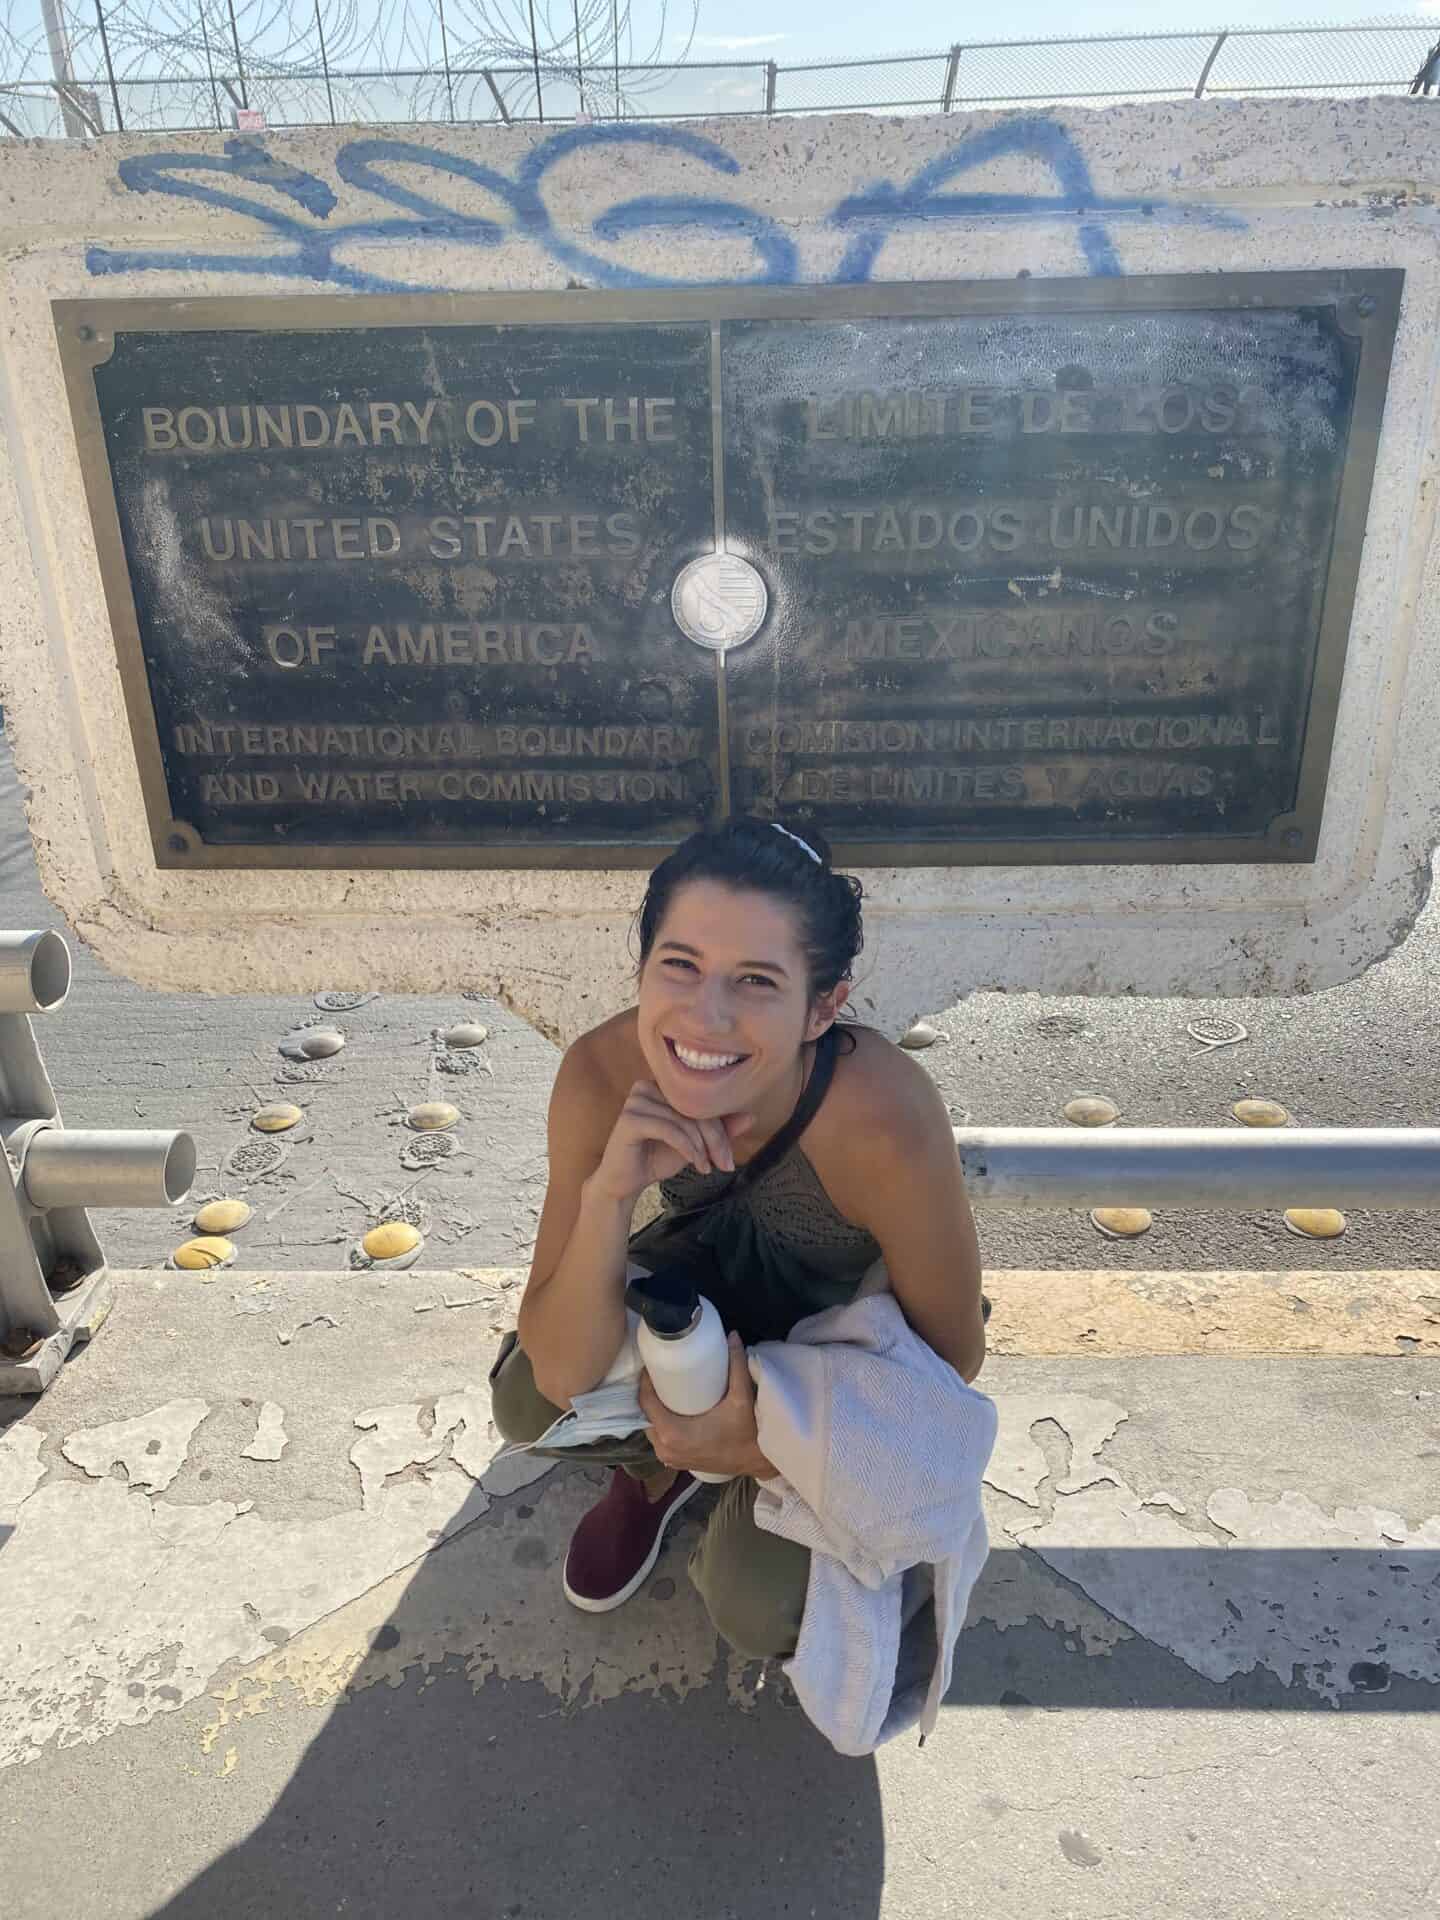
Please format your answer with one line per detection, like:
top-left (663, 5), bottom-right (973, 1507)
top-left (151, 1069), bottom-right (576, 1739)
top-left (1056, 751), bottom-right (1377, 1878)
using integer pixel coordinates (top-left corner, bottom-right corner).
top-left (54, 272), bottom-right (1403, 872)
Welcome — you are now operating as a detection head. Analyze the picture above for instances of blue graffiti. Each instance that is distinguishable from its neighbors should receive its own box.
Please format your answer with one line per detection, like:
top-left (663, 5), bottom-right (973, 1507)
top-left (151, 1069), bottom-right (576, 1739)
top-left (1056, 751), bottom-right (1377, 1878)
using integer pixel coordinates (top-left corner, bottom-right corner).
top-left (87, 117), bottom-right (1241, 291)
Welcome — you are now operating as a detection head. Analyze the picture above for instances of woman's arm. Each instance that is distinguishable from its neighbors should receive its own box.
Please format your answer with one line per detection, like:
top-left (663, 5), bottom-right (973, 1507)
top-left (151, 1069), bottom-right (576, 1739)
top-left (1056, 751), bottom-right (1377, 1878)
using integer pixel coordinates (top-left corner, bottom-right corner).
top-left (518, 1027), bottom-right (746, 1408)
top-left (517, 1038), bottom-right (634, 1408)
top-left (828, 1045), bottom-right (987, 1383)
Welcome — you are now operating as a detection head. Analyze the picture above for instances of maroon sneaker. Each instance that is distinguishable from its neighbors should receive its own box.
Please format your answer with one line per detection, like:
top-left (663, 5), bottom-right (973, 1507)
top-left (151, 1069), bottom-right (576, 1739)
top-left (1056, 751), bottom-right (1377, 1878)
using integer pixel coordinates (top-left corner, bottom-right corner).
top-left (562, 1468), bottom-right (701, 1614)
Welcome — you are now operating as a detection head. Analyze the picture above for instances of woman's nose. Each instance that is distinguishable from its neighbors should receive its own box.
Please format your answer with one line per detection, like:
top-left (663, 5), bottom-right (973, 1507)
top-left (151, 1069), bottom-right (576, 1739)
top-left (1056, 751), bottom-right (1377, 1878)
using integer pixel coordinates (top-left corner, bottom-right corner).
top-left (696, 977), bottom-right (734, 1030)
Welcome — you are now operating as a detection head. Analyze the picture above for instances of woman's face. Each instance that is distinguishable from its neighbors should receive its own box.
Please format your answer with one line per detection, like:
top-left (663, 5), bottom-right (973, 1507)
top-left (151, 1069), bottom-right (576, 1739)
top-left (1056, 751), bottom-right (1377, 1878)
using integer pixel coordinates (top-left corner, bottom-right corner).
top-left (637, 879), bottom-right (844, 1122)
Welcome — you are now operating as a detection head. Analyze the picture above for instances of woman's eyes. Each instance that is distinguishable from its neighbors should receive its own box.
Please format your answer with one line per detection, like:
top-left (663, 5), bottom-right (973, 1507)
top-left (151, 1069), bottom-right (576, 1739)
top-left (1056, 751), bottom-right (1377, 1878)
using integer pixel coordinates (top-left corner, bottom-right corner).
top-left (660, 959), bottom-right (777, 990)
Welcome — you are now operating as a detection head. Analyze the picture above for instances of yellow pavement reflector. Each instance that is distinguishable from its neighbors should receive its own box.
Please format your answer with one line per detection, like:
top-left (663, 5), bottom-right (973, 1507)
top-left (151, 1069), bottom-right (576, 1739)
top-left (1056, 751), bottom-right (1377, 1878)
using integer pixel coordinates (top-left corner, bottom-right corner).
top-left (1090, 1206), bottom-right (1153, 1239)
top-left (1064, 1095), bottom-right (1119, 1127)
top-left (1233, 1098), bottom-right (1289, 1127)
top-left (407, 1102), bottom-right (460, 1132)
top-left (362, 1220), bottom-right (423, 1260)
top-left (1283, 1207), bottom-right (1347, 1240)
top-left (252, 1103), bottom-right (303, 1133)
top-left (173, 1235), bottom-right (235, 1270)
top-left (194, 1198), bottom-right (252, 1234)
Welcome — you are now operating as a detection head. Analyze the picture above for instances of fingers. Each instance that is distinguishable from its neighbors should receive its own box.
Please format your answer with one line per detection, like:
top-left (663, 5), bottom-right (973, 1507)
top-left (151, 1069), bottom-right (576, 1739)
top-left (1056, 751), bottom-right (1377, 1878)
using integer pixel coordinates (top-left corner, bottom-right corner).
top-left (695, 1116), bottom-right (735, 1174)
top-left (623, 1087), bottom-right (717, 1173)
top-left (629, 1075), bottom-right (748, 1175)
top-left (724, 1332), bottom-right (751, 1401)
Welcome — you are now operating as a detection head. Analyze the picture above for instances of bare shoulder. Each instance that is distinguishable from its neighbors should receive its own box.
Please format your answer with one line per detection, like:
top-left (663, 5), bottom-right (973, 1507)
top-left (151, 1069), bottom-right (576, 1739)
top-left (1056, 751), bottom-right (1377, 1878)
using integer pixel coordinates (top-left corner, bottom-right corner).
top-left (808, 1024), bottom-right (950, 1168)
top-left (552, 1009), bottom-right (645, 1132)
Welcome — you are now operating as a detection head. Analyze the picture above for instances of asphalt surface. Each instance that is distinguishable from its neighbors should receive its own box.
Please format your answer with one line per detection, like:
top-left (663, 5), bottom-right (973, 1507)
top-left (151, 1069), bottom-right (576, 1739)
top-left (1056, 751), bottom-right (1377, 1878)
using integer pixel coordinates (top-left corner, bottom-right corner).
top-left (0, 728), bottom-right (1434, 1274)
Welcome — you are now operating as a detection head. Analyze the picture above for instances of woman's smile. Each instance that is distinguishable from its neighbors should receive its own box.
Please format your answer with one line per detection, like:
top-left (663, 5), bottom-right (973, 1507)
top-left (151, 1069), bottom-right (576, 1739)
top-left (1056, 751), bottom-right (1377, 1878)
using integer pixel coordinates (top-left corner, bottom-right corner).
top-left (665, 1036), bottom-right (750, 1077)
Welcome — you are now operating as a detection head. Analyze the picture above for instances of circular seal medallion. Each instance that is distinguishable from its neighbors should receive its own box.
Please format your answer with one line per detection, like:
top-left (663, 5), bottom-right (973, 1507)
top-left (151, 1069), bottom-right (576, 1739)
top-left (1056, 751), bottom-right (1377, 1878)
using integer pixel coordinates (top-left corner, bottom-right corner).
top-left (670, 554), bottom-right (768, 652)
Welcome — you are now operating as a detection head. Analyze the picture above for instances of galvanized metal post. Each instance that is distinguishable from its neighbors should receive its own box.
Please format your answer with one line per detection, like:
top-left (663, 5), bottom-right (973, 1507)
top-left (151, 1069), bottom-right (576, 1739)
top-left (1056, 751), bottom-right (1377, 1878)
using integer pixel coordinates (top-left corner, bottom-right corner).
top-left (481, 68), bottom-right (510, 123)
top-left (764, 58), bottom-right (777, 114)
top-left (941, 44), bottom-right (961, 112)
top-left (314, 0), bottom-right (335, 123)
top-left (0, 930), bottom-right (195, 1397)
top-left (39, 0), bottom-right (87, 135)
top-left (197, 0), bottom-right (223, 129)
top-left (92, 0), bottom-right (123, 129)
top-left (527, 0), bottom-right (543, 122)
top-left (435, 0), bottom-right (455, 121)
top-left (1195, 31), bottom-right (1228, 98)
top-left (225, 0), bottom-right (247, 109)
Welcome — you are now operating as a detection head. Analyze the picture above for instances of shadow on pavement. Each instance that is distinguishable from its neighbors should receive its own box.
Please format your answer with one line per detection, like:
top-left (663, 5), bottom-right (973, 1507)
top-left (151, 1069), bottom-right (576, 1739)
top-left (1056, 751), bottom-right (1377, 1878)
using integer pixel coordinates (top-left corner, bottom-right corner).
top-left (144, 1476), bottom-right (887, 1920)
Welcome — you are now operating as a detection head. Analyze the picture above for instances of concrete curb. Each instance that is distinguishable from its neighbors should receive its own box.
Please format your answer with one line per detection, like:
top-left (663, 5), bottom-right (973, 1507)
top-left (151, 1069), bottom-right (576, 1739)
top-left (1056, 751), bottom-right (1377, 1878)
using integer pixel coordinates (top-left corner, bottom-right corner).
top-left (111, 1266), bottom-right (1440, 1359)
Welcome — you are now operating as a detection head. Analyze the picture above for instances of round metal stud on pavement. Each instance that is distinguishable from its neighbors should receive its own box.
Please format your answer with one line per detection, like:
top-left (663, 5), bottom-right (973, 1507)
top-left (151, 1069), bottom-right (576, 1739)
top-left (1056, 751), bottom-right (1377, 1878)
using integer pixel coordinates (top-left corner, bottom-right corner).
top-left (900, 1021), bottom-right (941, 1050)
top-left (1090, 1206), bottom-right (1153, 1239)
top-left (172, 1235), bottom-right (236, 1271)
top-left (193, 1197), bottom-right (252, 1234)
top-left (1284, 1207), bottom-right (1347, 1240)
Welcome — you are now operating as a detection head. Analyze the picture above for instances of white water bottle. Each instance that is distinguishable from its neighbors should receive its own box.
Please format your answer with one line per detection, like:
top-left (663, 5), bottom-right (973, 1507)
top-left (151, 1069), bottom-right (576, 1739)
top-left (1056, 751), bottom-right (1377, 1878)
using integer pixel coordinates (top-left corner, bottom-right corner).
top-left (625, 1266), bottom-right (734, 1485)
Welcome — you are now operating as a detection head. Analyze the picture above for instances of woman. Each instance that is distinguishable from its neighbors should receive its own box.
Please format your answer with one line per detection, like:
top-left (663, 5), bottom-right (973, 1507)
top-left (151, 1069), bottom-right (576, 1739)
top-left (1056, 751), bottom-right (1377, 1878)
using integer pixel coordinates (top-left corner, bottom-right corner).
top-left (491, 815), bottom-right (987, 1660)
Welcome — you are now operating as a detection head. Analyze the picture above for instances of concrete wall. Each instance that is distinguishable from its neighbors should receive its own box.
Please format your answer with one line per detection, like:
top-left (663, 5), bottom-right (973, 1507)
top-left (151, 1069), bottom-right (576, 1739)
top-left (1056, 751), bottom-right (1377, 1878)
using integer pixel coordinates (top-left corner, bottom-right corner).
top-left (1, 101), bottom-right (1438, 1042)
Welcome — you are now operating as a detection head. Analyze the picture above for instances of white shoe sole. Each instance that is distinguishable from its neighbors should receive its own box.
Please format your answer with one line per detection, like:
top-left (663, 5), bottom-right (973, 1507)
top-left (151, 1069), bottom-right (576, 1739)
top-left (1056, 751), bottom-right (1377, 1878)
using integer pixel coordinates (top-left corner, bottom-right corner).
top-left (562, 1477), bottom-right (704, 1614)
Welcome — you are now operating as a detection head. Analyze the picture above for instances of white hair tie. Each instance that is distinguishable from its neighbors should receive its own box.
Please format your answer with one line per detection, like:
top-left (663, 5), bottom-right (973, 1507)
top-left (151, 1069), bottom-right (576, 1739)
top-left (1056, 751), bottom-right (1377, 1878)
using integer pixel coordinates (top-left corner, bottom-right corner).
top-left (772, 822), bottom-right (822, 865)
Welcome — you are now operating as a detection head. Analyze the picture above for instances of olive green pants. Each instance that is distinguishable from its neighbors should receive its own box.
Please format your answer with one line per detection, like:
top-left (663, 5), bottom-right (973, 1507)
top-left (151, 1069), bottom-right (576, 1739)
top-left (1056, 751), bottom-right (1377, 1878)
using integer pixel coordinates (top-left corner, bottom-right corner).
top-left (489, 1334), bottom-right (809, 1660)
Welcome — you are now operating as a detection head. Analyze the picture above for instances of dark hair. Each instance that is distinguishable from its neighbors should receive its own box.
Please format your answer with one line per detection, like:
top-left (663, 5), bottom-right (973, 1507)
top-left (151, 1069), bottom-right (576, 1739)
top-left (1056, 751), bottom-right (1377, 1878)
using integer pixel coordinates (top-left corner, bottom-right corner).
top-left (636, 816), bottom-right (865, 998)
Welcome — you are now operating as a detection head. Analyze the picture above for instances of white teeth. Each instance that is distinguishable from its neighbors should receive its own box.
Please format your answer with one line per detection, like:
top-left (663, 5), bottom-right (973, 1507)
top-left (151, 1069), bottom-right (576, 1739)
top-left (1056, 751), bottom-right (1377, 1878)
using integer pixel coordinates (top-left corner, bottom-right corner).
top-left (673, 1043), bottom-right (741, 1071)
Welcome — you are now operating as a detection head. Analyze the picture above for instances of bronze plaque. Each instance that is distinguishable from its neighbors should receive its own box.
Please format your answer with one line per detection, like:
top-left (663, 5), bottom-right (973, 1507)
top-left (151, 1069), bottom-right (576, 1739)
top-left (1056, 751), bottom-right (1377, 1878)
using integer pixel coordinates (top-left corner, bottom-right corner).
top-left (55, 274), bottom-right (1401, 869)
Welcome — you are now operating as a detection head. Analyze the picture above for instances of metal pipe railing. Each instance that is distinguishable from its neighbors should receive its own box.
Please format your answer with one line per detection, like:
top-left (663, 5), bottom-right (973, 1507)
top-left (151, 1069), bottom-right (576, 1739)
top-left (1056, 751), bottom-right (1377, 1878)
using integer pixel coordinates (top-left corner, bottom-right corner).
top-left (953, 1127), bottom-right (1440, 1211)
top-left (0, 928), bottom-right (71, 1013)
top-left (21, 1127), bottom-right (196, 1210)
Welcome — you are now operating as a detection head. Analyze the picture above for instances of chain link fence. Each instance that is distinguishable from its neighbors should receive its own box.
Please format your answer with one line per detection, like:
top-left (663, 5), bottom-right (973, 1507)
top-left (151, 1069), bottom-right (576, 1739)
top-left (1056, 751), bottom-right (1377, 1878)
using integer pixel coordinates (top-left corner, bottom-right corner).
top-left (4, 17), bottom-right (1440, 140)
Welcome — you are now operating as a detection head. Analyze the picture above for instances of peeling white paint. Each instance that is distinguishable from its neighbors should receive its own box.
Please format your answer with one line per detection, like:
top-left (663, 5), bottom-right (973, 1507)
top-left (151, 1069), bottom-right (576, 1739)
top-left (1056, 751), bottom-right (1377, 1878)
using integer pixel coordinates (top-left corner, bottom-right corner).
top-left (0, 1425), bottom-right (47, 1524)
top-left (983, 1395), bottom-right (1129, 1507)
top-left (199, 1474), bottom-right (725, 1758)
top-left (1, 1386), bottom-right (550, 1769)
top-left (1143, 1490), bottom-right (1189, 1515)
top-left (350, 1392), bottom-right (550, 1511)
top-left (61, 1400), bottom-right (211, 1493)
top-left (6, 1379), bottom-right (1438, 1772)
top-left (1017, 1481), bottom-right (1440, 1701)
top-left (241, 1403), bottom-right (289, 1462)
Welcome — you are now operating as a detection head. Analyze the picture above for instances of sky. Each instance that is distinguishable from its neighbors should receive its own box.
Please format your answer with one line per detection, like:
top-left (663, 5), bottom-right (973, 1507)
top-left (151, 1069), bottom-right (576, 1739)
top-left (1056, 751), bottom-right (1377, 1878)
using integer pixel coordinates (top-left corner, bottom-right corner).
top-left (676, 3), bottom-right (1440, 62)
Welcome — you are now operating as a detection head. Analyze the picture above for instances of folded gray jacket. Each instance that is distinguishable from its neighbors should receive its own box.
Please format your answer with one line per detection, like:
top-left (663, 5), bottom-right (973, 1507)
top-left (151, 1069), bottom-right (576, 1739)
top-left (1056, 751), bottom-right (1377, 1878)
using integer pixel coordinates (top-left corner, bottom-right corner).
top-left (750, 1289), bottom-right (998, 1757)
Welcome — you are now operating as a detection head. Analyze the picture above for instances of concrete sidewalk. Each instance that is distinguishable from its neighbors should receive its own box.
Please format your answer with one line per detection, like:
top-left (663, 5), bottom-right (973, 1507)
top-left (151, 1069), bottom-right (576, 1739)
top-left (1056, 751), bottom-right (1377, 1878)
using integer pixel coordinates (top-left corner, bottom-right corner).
top-left (3, 1268), bottom-right (1438, 1920)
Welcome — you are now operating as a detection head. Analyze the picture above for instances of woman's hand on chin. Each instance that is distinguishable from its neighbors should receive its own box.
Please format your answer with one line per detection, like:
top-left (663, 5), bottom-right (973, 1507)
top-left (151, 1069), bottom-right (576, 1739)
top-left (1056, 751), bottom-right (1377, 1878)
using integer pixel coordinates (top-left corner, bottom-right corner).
top-left (637, 1334), bottom-right (776, 1481)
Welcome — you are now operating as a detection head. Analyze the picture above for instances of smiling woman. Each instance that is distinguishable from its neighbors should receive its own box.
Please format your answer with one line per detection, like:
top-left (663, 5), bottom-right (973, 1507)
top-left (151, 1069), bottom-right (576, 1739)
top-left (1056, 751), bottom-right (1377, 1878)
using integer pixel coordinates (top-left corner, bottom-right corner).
top-left (493, 814), bottom-right (986, 1643)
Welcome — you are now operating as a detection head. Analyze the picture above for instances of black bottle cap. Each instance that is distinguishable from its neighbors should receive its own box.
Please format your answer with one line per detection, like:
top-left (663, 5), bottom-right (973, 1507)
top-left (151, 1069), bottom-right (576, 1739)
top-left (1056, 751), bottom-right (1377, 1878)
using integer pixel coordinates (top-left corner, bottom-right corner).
top-left (625, 1265), bottom-right (701, 1338)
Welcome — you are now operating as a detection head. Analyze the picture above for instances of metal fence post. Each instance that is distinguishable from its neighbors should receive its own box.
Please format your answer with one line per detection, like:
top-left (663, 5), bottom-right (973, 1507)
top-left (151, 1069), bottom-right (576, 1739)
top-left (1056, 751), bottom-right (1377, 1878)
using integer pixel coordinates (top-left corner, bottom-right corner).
top-left (764, 59), bottom-right (776, 113)
top-left (436, 0), bottom-right (455, 120)
top-left (941, 44), bottom-right (961, 112)
top-left (197, 0), bottom-right (223, 128)
top-left (481, 68), bottom-right (510, 123)
top-left (314, 0), bottom-right (335, 122)
top-left (93, 0), bottom-right (123, 130)
top-left (226, 0), bottom-right (248, 107)
top-left (1194, 31), bottom-right (1227, 98)
top-left (0, 930), bottom-right (195, 1397)
top-left (528, 0), bottom-right (543, 122)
